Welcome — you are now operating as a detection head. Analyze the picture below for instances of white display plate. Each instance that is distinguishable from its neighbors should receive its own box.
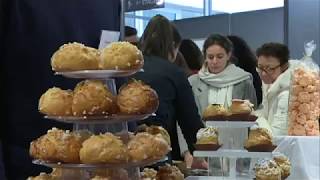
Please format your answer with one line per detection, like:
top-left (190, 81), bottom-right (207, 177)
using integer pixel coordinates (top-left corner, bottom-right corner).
top-left (194, 149), bottom-right (273, 158)
top-left (205, 121), bottom-right (256, 128)
top-left (44, 113), bottom-right (155, 124)
top-left (185, 176), bottom-right (252, 180)
top-left (33, 157), bottom-right (167, 169)
top-left (55, 69), bottom-right (142, 79)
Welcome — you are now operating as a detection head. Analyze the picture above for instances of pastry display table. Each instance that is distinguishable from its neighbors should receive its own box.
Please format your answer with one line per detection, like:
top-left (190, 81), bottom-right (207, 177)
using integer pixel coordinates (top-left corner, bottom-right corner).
top-left (189, 136), bottom-right (319, 180)
top-left (185, 176), bottom-right (251, 180)
top-left (273, 136), bottom-right (320, 180)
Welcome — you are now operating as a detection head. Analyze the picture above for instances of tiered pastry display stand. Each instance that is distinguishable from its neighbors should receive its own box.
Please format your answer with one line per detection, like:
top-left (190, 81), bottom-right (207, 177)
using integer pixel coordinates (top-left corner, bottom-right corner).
top-left (194, 120), bottom-right (277, 180)
top-left (33, 69), bottom-right (164, 180)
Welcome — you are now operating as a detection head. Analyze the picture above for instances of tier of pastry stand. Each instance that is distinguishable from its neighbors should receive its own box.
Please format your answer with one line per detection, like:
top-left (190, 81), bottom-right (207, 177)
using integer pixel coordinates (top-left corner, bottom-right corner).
top-left (193, 149), bottom-right (274, 179)
top-left (185, 176), bottom-right (252, 180)
top-left (54, 70), bottom-right (141, 134)
top-left (196, 120), bottom-right (266, 179)
top-left (33, 69), bottom-right (165, 180)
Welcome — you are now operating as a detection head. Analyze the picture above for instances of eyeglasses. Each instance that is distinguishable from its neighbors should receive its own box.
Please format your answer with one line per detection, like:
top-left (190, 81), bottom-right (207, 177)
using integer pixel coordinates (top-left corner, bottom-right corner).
top-left (256, 64), bottom-right (281, 74)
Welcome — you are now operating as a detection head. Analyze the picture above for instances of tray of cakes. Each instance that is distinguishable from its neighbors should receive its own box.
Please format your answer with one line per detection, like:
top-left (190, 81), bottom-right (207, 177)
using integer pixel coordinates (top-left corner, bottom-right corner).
top-left (30, 126), bottom-right (171, 169)
top-left (39, 80), bottom-right (158, 124)
top-left (28, 164), bottom-right (185, 180)
top-left (28, 41), bottom-right (171, 180)
top-left (254, 154), bottom-right (291, 180)
top-left (245, 127), bottom-right (277, 152)
top-left (194, 127), bottom-right (221, 151)
top-left (203, 99), bottom-right (258, 122)
top-left (51, 42), bottom-right (144, 79)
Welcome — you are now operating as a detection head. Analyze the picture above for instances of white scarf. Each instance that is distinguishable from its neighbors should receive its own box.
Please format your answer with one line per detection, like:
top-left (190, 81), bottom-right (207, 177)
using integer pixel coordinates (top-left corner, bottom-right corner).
top-left (199, 64), bottom-right (252, 107)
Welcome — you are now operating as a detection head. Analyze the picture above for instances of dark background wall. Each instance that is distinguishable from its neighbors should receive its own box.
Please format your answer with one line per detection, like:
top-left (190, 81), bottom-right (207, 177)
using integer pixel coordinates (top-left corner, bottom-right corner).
top-left (173, 14), bottom-right (230, 39)
top-left (173, 8), bottom-right (284, 50)
top-left (286, 0), bottom-right (320, 64)
top-left (230, 8), bottom-right (284, 50)
top-left (1, 0), bottom-right (120, 179)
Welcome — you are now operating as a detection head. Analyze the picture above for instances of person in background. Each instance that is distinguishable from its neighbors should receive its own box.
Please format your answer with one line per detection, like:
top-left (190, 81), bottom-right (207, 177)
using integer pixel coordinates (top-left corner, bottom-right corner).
top-left (179, 39), bottom-right (204, 75)
top-left (0, 142), bottom-right (5, 180)
top-left (124, 26), bottom-right (139, 46)
top-left (174, 51), bottom-right (192, 77)
top-left (1, 0), bottom-right (122, 178)
top-left (187, 34), bottom-right (257, 172)
top-left (133, 15), bottom-right (204, 162)
top-left (255, 43), bottom-right (300, 135)
top-left (227, 35), bottom-right (263, 106)
top-left (174, 51), bottom-right (208, 169)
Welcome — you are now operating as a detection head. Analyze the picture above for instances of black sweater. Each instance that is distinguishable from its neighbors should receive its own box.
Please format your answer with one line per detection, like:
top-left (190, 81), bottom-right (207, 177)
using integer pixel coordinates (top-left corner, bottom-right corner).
top-left (1, 0), bottom-right (120, 179)
top-left (133, 56), bottom-right (205, 160)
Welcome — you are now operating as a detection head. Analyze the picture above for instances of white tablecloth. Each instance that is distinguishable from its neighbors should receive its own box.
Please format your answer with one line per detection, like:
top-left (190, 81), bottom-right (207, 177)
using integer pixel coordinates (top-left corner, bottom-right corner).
top-left (274, 136), bottom-right (320, 180)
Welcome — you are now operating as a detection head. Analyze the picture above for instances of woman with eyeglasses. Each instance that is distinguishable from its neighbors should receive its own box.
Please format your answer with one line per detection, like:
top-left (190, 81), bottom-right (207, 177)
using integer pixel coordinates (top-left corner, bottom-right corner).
top-left (255, 42), bottom-right (301, 135)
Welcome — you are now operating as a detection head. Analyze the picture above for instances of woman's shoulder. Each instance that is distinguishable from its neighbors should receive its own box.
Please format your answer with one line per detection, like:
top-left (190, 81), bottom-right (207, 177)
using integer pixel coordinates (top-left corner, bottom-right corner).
top-left (233, 78), bottom-right (253, 89)
top-left (188, 73), bottom-right (200, 84)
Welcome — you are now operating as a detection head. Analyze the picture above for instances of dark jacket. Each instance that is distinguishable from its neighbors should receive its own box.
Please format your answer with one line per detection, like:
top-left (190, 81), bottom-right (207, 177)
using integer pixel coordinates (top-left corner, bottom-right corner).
top-left (251, 69), bottom-right (263, 106)
top-left (1, 0), bottom-right (120, 179)
top-left (133, 56), bottom-right (205, 160)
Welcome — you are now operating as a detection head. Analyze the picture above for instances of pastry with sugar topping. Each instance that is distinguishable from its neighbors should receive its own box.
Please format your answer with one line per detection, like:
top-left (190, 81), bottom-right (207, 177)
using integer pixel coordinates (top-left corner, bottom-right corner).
top-left (72, 80), bottom-right (117, 116)
top-left (117, 80), bottom-right (159, 115)
top-left (100, 41), bottom-right (144, 70)
top-left (51, 42), bottom-right (100, 71)
top-left (128, 132), bottom-right (170, 162)
top-left (273, 153), bottom-right (291, 179)
top-left (29, 128), bottom-right (84, 163)
top-left (196, 127), bottom-right (219, 145)
top-left (254, 159), bottom-right (282, 180)
top-left (38, 87), bottom-right (73, 116)
top-left (80, 133), bottom-right (128, 164)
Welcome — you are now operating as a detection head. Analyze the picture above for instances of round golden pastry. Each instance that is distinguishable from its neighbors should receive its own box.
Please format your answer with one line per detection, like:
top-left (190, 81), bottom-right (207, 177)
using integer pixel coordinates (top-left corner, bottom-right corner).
top-left (100, 41), bottom-right (143, 70)
top-left (230, 99), bottom-right (254, 114)
top-left (144, 125), bottom-right (171, 146)
top-left (27, 172), bottom-right (57, 180)
top-left (38, 87), bottom-right (73, 116)
top-left (28, 168), bottom-right (88, 180)
top-left (141, 168), bottom-right (157, 180)
top-left (72, 80), bottom-right (117, 116)
top-left (202, 104), bottom-right (228, 118)
top-left (117, 80), bottom-right (159, 114)
top-left (255, 159), bottom-right (282, 180)
top-left (91, 176), bottom-right (110, 180)
top-left (196, 127), bottom-right (219, 144)
top-left (273, 154), bottom-right (291, 179)
top-left (51, 42), bottom-right (100, 71)
top-left (30, 128), bottom-right (83, 163)
top-left (156, 165), bottom-right (184, 180)
top-left (245, 127), bottom-right (273, 148)
top-left (128, 133), bottom-right (170, 162)
top-left (80, 133), bottom-right (128, 164)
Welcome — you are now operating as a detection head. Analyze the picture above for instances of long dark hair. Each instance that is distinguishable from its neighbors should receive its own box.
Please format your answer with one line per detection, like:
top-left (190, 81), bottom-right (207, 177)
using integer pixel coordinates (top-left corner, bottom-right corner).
top-left (139, 15), bottom-right (181, 60)
top-left (228, 35), bottom-right (263, 105)
top-left (227, 35), bottom-right (257, 71)
top-left (179, 39), bottom-right (203, 70)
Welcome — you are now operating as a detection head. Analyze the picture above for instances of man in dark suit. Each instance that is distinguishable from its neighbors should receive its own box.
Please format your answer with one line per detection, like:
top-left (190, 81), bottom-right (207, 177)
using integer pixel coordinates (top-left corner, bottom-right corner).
top-left (1, 0), bottom-right (121, 179)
